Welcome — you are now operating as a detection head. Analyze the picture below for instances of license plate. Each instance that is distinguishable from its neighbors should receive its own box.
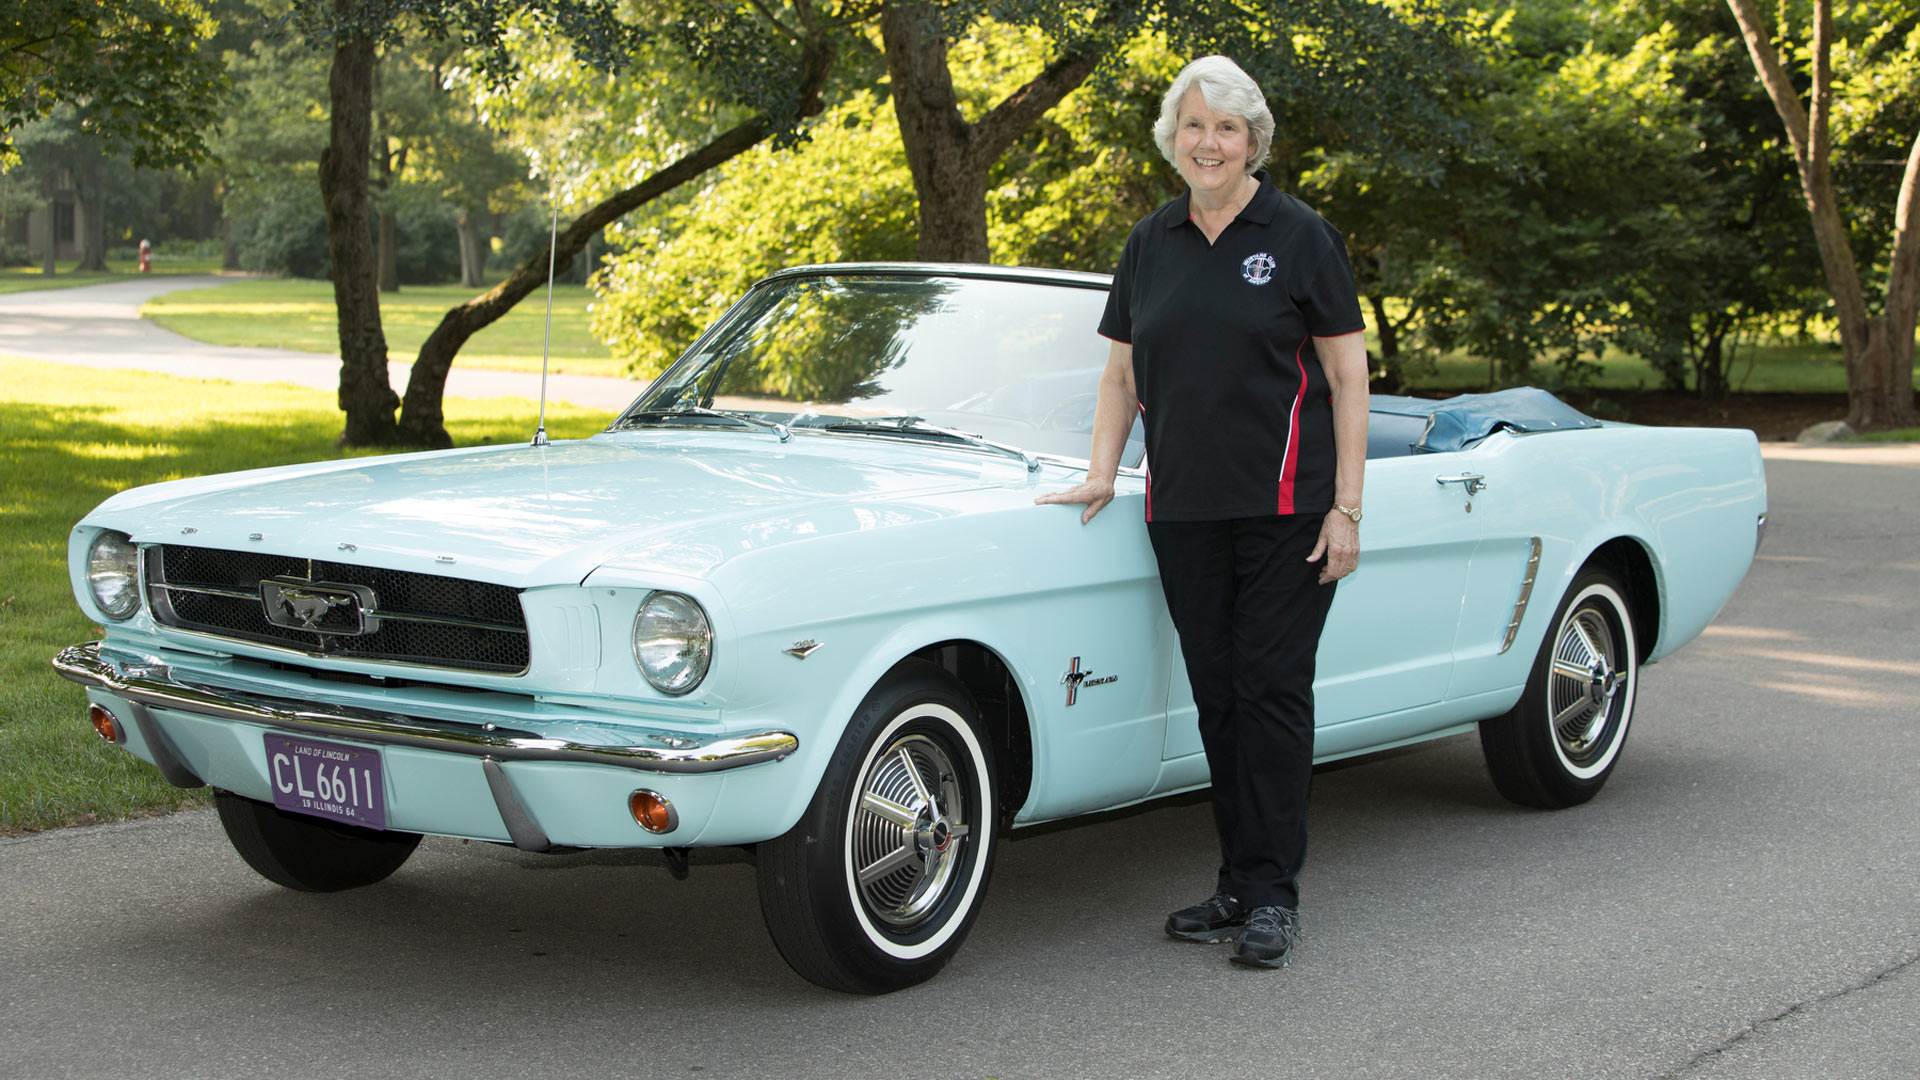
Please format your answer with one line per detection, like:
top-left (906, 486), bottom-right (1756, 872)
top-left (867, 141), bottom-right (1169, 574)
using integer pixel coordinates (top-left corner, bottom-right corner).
top-left (265, 733), bottom-right (387, 831)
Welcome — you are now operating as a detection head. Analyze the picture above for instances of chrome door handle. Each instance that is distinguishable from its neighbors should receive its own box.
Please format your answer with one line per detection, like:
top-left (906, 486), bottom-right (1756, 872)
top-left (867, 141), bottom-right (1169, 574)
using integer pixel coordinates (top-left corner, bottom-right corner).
top-left (1436, 473), bottom-right (1488, 495)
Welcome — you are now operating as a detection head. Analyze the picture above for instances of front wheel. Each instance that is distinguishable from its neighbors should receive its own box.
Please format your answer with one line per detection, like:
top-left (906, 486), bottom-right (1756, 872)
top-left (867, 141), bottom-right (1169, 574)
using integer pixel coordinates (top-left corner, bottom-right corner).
top-left (1480, 570), bottom-right (1640, 809)
top-left (214, 790), bottom-right (421, 892)
top-left (757, 662), bottom-right (997, 994)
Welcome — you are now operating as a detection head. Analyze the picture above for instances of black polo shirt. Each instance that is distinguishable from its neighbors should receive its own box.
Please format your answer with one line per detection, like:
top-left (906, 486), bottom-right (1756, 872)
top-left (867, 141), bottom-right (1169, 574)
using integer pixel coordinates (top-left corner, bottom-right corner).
top-left (1099, 172), bottom-right (1365, 522)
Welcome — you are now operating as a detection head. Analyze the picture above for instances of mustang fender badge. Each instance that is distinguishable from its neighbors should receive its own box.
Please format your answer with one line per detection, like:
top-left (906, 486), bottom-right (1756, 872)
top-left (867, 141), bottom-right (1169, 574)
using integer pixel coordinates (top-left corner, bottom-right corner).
top-left (1062, 657), bottom-right (1118, 706)
top-left (784, 639), bottom-right (824, 659)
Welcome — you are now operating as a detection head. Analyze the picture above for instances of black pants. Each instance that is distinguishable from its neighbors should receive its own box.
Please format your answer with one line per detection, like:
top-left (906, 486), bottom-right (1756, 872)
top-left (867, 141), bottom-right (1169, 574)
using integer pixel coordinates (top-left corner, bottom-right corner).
top-left (1148, 515), bottom-right (1337, 910)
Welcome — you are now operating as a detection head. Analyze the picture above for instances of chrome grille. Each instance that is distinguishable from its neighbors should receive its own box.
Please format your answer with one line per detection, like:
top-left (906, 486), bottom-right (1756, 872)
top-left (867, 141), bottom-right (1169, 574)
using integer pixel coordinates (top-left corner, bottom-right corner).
top-left (145, 545), bottom-right (529, 674)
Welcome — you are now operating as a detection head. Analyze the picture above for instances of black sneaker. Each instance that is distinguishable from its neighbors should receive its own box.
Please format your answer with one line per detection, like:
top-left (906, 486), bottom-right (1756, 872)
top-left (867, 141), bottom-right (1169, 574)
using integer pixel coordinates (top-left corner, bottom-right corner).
top-left (1230, 905), bottom-right (1302, 968)
top-left (1165, 890), bottom-right (1247, 943)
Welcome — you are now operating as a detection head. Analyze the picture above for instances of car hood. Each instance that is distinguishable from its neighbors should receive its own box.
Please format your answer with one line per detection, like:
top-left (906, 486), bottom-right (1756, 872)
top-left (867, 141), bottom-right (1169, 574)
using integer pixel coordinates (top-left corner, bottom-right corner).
top-left (92, 432), bottom-right (1043, 587)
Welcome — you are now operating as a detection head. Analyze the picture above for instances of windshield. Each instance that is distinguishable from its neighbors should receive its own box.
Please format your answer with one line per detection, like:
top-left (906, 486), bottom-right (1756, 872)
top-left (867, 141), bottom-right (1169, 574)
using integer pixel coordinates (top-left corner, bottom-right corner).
top-left (616, 273), bottom-right (1145, 466)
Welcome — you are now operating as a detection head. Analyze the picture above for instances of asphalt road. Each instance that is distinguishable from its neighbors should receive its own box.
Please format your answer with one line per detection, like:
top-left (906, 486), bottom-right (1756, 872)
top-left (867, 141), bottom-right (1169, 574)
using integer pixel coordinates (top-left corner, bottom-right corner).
top-left (4, 446), bottom-right (1915, 1079)
top-left (5, 289), bottom-right (1918, 1079)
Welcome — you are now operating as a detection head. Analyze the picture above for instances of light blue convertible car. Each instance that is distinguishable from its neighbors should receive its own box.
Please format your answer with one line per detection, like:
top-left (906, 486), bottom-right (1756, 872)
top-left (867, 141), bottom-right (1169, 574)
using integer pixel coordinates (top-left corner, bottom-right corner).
top-left (56, 264), bottom-right (1766, 993)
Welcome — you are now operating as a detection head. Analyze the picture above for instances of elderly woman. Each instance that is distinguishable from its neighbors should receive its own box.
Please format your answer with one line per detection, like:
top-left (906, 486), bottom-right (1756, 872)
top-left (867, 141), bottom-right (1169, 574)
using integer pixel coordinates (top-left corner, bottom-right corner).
top-left (1037, 55), bottom-right (1368, 969)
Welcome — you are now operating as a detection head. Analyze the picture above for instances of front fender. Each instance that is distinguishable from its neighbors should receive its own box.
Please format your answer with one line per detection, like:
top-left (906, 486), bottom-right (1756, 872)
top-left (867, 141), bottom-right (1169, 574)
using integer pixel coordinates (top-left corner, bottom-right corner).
top-left (692, 613), bottom-right (1039, 846)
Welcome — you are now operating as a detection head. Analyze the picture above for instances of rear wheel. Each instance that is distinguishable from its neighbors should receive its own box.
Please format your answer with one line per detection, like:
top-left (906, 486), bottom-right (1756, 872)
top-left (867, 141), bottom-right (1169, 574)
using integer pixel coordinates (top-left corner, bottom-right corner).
top-left (1480, 570), bottom-right (1640, 809)
top-left (214, 790), bottom-right (421, 892)
top-left (757, 662), bottom-right (997, 994)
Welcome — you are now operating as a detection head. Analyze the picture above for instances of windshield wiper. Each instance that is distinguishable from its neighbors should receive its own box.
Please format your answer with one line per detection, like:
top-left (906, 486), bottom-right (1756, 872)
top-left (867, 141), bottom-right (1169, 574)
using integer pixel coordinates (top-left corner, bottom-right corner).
top-left (821, 417), bottom-right (1037, 472)
top-left (617, 406), bottom-right (790, 442)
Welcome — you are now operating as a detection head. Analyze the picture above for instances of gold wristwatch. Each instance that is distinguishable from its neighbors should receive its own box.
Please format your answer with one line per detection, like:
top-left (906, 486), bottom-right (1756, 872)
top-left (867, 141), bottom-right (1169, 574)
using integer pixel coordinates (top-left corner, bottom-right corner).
top-left (1333, 504), bottom-right (1363, 523)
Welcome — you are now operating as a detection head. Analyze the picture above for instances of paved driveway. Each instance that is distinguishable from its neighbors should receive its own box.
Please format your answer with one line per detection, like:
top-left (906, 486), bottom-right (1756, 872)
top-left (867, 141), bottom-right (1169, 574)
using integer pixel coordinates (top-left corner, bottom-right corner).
top-left (0, 276), bottom-right (640, 410)
top-left (3, 447), bottom-right (1916, 1079)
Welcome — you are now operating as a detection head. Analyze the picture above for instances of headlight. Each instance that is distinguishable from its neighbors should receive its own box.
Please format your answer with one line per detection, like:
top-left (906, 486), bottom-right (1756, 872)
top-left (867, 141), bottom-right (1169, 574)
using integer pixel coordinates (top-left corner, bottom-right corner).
top-left (87, 530), bottom-right (141, 620)
top-left (632, 592), bottom-right (712, 695)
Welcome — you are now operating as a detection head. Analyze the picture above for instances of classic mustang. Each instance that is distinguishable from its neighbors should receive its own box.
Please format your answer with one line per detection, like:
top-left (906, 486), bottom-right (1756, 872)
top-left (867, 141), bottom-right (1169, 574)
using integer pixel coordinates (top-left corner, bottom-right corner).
top-left (55, 263), bottom-right (1766, 993)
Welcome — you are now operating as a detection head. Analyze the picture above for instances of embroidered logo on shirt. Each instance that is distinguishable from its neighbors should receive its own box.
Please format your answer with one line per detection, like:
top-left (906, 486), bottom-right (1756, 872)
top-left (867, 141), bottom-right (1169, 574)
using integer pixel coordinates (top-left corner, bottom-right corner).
top-left (1241, 252), bottom-right (1276, 285)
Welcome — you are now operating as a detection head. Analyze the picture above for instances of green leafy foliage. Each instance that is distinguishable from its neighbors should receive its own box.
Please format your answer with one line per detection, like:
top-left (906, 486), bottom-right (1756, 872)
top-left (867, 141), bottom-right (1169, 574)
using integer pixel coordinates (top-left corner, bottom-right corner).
top-left (1, 0), bottom-right (227, 169)
top-left (1306, 0), bottom-right (1831, 394)
top-left (590, 85), bottom-right (920, 381)
top-left (591, 21), bottom-right (1181, 379)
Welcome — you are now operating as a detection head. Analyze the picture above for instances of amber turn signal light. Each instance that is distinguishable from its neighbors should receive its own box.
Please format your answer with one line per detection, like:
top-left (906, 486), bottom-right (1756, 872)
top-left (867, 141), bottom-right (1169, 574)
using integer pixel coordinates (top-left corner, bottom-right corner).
top-left (88, 704), bottom-right (125, 744)
top-left (629, 790), bottom-right (679, 834)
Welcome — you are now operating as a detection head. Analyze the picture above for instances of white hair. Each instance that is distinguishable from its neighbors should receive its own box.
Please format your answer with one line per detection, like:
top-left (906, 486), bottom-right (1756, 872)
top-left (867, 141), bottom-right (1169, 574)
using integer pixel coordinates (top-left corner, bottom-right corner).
top-left (1153, 56), bottom-right (1274, 176)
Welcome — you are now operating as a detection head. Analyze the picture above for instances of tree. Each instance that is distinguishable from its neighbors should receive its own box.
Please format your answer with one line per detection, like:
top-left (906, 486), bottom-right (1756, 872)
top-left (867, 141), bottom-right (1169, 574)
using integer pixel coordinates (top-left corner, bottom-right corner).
top-left (9, 112), bottom-right (115, 270)
top-left (210, 28), bottom-right (334, 277)
top-left (291, 0), bottom-right (647, 446)
top-left (879, 1), bottom-right (1110, 262)
top-left (390, 2), bottom-right (839, 446)
top-left (2, 0), bottom-right (225, 170)
top-left (289, 0), bottom-right (843, 446)
top-left (314, 0), bottom-right (396, 445)
top-left (877, 0), bottom-right (1483, 264)
top-left (589, 21), bottom-right (1180, 376)
top-left (1726, 0), bottom-right (1919, 429)
top-left (1302, 0), bottom-right (1834, 398)
top-left (1609, 0), bottom-right (1822, 399)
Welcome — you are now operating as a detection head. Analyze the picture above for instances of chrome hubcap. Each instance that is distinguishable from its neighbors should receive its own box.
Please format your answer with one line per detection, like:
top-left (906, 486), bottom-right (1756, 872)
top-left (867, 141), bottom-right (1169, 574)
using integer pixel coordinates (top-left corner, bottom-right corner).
top-left (851, 732), bottom-right (971, 928)
top-left (1548, 607), bottom-right (1622, 763)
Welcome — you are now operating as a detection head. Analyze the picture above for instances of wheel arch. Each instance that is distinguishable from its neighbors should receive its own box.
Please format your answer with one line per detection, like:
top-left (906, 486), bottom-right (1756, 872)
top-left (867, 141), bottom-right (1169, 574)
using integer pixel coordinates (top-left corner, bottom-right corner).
top-left (1580, 536), bottom-right (1660, 663)
top-left (902, 640), bottom-right (1034, 831)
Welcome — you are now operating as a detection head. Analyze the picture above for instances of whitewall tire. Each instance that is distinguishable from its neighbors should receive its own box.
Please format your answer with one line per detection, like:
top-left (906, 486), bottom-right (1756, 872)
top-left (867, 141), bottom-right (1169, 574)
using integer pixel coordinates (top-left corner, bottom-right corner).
top-left (758, 661), bottom-right (997, 993)
top-left (1480, 570), bottom-right (1640, 809)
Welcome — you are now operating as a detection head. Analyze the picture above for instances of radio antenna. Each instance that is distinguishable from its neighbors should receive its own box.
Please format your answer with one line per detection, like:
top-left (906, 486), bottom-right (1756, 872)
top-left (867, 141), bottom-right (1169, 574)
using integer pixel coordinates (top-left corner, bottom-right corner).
top-left (531, 200), bottom-right (559, 447)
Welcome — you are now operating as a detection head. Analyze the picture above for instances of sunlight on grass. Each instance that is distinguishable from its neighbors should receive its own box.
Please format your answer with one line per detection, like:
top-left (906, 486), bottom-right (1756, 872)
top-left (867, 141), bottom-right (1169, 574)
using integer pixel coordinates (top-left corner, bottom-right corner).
top-left (0, 355), bottom-right (616, 835)
top-left (0, 261), bottom-right (232, 294)
top-left (141, 277), bottom-right (626, 377)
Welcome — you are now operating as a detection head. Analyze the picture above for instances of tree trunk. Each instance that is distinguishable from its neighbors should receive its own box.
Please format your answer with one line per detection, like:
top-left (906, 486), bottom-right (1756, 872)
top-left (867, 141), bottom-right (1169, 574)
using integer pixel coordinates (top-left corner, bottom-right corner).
top-left (455, 206), bottom-right (487, 288)
top-left (1726, 0), bottom-right (1918, 429)
top-left (320, 4), bottom-right (399, 447)
top-left (880, 0), bottom-right (1101, 264)
top-left (221, 216), bottom-right (240, 270)
top-left (41, 179), bottom-right (56, 276)
top-left (391, 23), bottom-right (838, 447)
top-left (1854, 316), bottom-right (1901, 429)
top-left (1695, 329), bottom-right (1728, 399)
top-left (74, 149), bottom-right (107, 272)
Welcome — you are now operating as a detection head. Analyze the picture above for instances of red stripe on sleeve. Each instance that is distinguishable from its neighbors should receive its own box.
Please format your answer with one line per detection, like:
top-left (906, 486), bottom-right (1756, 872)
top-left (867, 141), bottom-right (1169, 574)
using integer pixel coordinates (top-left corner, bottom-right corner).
top-left (1276, 340), bottom-right (1307, 514)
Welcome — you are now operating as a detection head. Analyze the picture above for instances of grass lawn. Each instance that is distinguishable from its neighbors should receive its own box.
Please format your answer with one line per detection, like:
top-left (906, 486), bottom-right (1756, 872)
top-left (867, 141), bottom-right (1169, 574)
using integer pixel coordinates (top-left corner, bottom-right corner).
top-left (1, 258), bottom-right (233, 295)
top-left (142, 277), bottom-right (625, 377)
top-left (0, 355), bottom-right (616, 835)
top-left (1402, 339), bottom-right (1850, 394)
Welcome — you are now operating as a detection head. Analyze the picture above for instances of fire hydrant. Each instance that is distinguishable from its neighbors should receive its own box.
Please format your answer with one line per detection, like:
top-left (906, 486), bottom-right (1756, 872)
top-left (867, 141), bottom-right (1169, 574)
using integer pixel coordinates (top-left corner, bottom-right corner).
top-left (138, 239), bottom-right (151, 273)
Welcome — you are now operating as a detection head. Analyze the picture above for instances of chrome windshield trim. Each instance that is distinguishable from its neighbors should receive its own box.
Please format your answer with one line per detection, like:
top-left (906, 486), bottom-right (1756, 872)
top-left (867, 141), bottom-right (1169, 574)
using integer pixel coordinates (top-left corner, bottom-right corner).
top-left (759, 261), bottom-right (1111, 291)
top-left (53, 642), bottom-right (796, 774)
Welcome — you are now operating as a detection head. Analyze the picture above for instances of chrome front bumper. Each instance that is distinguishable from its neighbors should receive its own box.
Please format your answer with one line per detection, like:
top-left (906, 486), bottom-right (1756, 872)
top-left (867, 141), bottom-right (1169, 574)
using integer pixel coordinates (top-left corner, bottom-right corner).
top-left (54, 642), bottom-right (799, 775)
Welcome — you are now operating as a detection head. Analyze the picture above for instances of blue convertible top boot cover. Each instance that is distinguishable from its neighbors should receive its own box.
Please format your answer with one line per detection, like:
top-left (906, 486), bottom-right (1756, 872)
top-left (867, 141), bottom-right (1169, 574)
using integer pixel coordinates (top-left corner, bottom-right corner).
top-left (1370, 388), bottom-right (1603, 454)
